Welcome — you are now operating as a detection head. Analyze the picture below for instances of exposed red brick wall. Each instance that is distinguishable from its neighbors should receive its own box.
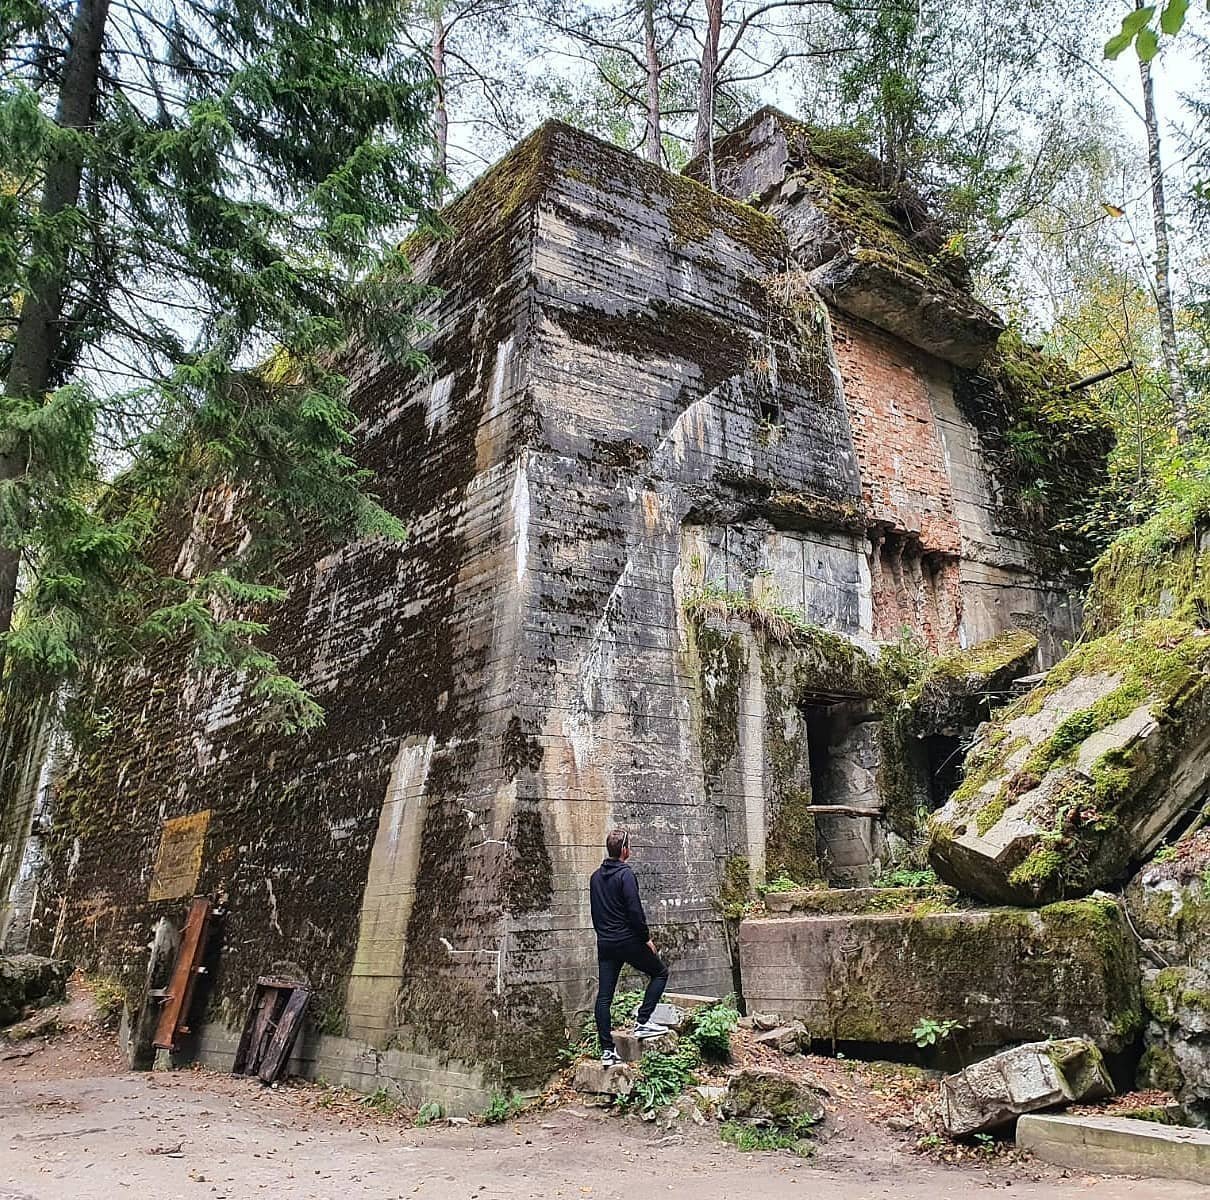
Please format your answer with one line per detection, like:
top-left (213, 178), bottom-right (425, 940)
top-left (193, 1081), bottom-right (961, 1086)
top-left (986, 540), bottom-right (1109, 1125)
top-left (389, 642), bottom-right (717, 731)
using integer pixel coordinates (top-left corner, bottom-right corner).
top-left (830, 312), bottom-right (966, 650)
top-left (831, 312), bottom-right (962, 556)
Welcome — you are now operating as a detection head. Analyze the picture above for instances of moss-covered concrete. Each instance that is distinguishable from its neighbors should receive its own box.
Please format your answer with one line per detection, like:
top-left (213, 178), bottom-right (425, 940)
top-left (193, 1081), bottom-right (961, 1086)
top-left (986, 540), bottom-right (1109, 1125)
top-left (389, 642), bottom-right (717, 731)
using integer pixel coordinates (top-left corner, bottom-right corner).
top-left (929, 619), bottom-right (1210, 904)
top-left (1084, 492), bottom-right (1210, 637)
top-left (738, 896), bottom-right (1142, 1052)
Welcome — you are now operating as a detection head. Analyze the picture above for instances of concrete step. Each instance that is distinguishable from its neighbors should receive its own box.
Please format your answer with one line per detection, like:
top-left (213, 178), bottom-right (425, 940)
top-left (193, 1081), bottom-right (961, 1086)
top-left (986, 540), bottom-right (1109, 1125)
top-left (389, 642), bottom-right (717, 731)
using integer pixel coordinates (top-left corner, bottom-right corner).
top-left (1016, 1113), bottom-right (1210, 1185)
top-left (612, 1029), bottom-right (678, 1062)
top-left (662, 992), bottom-right (720, 1011)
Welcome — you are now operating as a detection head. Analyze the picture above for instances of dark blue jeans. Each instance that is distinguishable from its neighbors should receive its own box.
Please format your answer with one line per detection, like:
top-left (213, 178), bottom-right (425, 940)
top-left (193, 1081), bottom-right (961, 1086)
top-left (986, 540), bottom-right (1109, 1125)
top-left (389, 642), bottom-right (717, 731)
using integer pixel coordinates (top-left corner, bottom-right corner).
top-left (595, 938), bottom-right (668, 1052)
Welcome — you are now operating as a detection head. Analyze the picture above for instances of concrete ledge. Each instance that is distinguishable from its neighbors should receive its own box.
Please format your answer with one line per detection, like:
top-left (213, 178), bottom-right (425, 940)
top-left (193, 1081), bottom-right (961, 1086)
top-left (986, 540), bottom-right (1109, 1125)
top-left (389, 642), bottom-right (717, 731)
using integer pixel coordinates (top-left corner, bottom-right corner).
top-left (1017, 1113), bottom-right (1210, 1185)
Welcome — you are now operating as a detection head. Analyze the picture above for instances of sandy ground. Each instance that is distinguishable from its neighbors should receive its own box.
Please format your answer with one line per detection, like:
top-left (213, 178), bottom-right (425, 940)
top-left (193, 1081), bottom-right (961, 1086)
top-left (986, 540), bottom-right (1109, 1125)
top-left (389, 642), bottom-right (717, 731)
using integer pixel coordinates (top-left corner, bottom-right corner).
top-left (0, 1002), bottom-right (1206, 1200)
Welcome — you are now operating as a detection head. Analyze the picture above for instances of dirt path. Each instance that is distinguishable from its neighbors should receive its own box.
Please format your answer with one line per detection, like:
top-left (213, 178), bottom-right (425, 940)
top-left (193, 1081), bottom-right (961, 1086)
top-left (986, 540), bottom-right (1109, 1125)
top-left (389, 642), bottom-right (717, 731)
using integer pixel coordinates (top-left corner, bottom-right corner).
top-left (0, 1002), bottom-right (1206, 1200)
top-left (0, 1063), bottom-right (1205, 1200)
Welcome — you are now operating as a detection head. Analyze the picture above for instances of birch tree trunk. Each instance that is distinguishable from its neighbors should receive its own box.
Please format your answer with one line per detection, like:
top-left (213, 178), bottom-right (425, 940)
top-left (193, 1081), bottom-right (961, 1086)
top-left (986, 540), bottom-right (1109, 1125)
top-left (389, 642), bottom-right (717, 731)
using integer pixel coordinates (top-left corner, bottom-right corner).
top-left (693, 0), bottom-right (722, 187)
top-left (1137, 44), bottom-right (1190, 443)
top-left (432, 5), bottom-right (449, 179)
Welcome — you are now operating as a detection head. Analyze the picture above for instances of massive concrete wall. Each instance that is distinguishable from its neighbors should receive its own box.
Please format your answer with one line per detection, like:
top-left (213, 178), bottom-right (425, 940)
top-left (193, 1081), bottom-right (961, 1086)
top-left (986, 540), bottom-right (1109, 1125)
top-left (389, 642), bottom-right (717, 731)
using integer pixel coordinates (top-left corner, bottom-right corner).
top-left (19, 119), bottom-right (1096, 1109)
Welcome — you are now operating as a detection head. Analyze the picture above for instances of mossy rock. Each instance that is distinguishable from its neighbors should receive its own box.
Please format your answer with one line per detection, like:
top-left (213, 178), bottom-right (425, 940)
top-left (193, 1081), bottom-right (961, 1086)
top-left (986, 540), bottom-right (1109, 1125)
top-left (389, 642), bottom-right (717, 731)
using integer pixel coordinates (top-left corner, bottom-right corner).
top-left (722, 1067), bottom-right (825, 1128)
top-left (902, 629), bottom-right (1038, 737)
top-left (929, 620), bottom-right (1210, 905)
top-left (1124, 832), bottom-right (1210, 967)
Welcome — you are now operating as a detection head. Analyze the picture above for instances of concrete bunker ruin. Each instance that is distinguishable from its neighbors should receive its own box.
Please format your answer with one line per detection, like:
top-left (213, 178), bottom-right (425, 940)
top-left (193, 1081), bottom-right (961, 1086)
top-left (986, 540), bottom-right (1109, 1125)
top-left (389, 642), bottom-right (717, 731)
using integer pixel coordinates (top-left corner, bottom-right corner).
top-left (3, 109), bottom-right (1113, 1110)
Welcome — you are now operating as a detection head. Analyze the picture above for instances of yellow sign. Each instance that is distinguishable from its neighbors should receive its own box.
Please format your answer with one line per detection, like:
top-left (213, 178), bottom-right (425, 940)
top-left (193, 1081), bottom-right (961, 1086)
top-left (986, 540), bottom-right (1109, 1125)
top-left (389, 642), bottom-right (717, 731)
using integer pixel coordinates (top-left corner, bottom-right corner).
top-left (148, 810), bottom-right (212, 902)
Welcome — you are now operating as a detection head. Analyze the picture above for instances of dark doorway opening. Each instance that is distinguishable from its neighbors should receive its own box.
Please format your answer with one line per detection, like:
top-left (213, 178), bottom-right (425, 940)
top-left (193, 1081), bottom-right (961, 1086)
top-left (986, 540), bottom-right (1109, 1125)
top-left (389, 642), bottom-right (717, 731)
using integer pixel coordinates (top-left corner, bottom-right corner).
top-left (803, 701), bottom-right (840, 805)
top-left (924, 733), bottom-right (962, 809)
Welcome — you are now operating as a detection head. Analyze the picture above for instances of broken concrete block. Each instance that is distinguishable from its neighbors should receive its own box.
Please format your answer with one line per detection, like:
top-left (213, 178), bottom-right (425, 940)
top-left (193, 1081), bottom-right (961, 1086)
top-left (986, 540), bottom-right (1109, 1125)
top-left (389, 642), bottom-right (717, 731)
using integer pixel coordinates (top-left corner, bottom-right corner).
top-left (929, 623), bottom-right (1210, 904)
top-left (611, 1029), bottom-right (679, 1062)
top-left (0, 956), bottom-right (70, 1027)
top-left (722, 1068), bottom-right (825, 1128)
top-left (904, 629), bottom-right (1039, 737)
top-left (753, 1022), bottom-right (806, 1054)
top-left (738, 899), bottom-right (1141, 1052)
top-left (751, 1012), bottom-right (781, 1031)
top-left (573, 1060), bottom-right (635, 1098)
top-left (941, 1038), bottom-right (1113, 1137)
top-left (662, 992), bottom-right (719, 1014)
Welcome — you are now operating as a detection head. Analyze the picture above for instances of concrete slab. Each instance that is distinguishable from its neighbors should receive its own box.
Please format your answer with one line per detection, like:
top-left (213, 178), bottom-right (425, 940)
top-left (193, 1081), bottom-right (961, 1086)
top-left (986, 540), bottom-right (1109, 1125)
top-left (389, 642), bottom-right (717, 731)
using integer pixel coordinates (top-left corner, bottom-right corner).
top-left (737, 900), bottom-right (1142, 1051)
top-left (1017, 1113), bottom-right (1210, 1185)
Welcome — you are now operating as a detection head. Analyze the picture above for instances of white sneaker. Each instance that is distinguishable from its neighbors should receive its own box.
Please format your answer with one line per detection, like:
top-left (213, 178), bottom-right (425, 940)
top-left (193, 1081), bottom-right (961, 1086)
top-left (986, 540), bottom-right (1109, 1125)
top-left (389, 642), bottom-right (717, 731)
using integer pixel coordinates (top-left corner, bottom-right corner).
top-left (633, 1021), bottom-right (670, 1039)
top-left (600, 1048), bottom-right (622, 1066)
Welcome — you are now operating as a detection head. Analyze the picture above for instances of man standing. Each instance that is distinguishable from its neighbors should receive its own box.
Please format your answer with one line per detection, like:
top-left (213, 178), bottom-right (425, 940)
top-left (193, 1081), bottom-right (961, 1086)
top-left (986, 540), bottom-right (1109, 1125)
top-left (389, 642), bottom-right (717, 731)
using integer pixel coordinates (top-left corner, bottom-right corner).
top-left (590, 828), bottom-right (670, 1066)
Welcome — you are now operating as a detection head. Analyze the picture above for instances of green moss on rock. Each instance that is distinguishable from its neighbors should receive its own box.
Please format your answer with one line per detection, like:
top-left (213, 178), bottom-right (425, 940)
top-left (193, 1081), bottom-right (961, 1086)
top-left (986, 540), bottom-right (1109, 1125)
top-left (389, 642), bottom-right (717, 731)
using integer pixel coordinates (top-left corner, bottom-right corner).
top-left (930, 619), bottom-right (1210, 904)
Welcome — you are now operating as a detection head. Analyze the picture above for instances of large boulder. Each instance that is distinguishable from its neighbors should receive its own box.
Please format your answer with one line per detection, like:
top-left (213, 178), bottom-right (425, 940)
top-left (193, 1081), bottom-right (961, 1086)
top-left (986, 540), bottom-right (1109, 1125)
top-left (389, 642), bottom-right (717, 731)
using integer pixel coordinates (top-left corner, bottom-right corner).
top-left (0, 955), bottom-right (70, 1026)
top-left (1124, 830), bottom-right (1210, 968)
top-left (722, 1067), bottom-right (825, 1128)
top-left (941, 1038), bottom-right (1113, 1136)
top-left (1137, 965), bottom-right (1210, 1122)
top-left (929, 621), bottom-right (1210, 905)
top-left (738, 898), bottom-right (1142, 1053)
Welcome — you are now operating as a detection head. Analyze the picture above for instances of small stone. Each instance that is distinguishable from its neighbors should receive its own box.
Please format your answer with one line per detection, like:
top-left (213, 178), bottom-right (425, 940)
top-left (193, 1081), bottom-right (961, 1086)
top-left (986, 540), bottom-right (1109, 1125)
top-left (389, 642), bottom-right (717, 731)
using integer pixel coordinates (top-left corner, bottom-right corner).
top-left (751, 1013), bottom-right (781, 1032)
top-left (886, 1115), bottom-right (915, 1132)
top-left (753, 1022), bottom-right (806, 1054)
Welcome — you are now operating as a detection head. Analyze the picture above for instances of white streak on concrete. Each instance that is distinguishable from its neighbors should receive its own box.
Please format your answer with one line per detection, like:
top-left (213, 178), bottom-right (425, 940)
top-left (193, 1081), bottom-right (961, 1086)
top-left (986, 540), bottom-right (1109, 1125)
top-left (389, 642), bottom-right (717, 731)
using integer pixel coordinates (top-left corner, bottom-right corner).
top-left (511, 456), bottom-right (530, 583)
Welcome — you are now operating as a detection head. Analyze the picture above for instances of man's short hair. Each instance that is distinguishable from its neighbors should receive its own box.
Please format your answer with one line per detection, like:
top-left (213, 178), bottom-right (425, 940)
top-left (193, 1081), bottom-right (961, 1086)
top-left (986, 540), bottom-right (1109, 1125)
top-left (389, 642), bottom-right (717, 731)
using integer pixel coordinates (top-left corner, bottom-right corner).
top-left (605, 828), bottom-right (629, 859)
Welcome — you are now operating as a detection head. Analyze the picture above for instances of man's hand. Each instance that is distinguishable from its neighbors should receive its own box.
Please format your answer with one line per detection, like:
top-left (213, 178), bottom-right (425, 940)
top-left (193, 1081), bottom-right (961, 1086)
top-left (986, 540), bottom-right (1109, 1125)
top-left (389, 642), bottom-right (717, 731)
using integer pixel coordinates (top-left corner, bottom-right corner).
top-left (647, 939), bottom-right (657, 954)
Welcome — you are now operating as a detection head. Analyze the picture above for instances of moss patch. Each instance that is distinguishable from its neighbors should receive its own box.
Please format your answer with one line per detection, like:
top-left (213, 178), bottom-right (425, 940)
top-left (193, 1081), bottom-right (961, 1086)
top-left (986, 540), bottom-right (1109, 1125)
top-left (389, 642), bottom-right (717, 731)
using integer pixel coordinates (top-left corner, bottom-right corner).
top-left (1085, 482), bottom-right (1210, 637)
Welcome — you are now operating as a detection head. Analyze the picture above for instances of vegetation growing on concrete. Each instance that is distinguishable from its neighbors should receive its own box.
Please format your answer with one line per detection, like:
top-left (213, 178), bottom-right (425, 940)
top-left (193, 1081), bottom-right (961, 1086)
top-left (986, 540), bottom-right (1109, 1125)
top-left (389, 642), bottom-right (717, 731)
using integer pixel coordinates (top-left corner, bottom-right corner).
top-left (1083, 475), bottom-right (1210, 636)
top-left (931, 617), bottom-right (1210, 901)
top-left (954, 329), bottom-right (1114, 567)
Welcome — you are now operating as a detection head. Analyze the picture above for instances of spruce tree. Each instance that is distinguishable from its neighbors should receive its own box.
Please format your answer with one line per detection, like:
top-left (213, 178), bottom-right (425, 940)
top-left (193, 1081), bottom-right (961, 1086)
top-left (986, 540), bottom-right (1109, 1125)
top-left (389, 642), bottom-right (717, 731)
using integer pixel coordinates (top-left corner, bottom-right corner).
top-left (0, 0), bottom-right (439, 728)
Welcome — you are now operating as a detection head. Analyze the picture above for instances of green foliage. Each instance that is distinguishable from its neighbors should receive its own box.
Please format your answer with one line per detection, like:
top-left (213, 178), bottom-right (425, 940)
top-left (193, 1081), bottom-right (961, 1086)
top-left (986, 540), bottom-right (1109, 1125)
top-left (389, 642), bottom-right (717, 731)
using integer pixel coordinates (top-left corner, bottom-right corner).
top-left (912, 1017), bottom-right (963, 1048)
top-left (414, 1101), bottom-right (442, 1127)
top-left (619, 1043), bottom-right (701, 1113)
top-left (1104, 1), bottom-right (1193, 62)
top-left (610, 989), bottom-right (645, 1028)
top-left (873, 867), bottom-right (938, 888)
top-left (0, 0), bottom-right (440, 725)
top-left (683, 999), bottom-right (741, 1060)
top-left (719, 1120), bottom-right (814, 1155)
top-left (481, 1090), bottom-right (525, 1124)
top-left (757, 873), bottom-right (802, 895)
top-left (362, 1087), bottom-right (403, 1116)
top-left (85, 975), bottom-right (126, 1020)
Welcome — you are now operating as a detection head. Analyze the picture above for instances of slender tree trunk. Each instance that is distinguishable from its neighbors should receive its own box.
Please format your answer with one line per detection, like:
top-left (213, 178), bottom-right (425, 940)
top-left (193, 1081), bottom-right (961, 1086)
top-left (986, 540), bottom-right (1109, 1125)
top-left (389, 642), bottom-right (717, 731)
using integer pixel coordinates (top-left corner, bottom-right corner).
top-left (432, 6), bottom-right (448, 179)
top-left (1137, 39), bottom-right (1190, 443)
top-left (0, 0), bottom-right (111, 640)
top-left (693, 0), bottom-right (722, 187)
top-left (641, 0), bottom-right (661, 165)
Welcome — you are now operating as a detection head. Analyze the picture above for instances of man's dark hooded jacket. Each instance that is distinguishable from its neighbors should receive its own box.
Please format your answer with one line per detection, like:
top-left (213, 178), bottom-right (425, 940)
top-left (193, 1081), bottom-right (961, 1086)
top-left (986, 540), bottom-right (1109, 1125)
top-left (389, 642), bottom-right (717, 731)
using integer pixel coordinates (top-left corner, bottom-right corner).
top-left (589, 857), bottom-right (649, 947)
